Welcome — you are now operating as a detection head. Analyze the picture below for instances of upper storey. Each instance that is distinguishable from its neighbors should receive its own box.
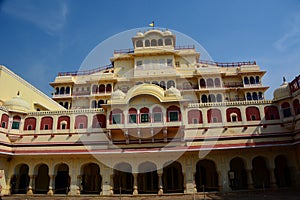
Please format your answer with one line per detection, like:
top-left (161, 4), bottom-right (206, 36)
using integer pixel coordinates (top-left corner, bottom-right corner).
top-left (132, 29), bottom-right (176, 51)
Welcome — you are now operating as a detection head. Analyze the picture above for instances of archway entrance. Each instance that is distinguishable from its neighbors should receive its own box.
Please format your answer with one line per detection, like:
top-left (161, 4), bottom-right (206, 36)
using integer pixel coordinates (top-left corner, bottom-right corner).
top-left (162, 161), bottom-right (184, 193)
top-left (35, 164), bottom-right (50, 194)
top-left (55, 164), bottom-right (70, 194)
top-left (251, 156), bottom-right (270, 188)
top-left (229, 157), bottom-right (247, 190)
top-left (274, 155), bottom-right (291, 187)
top-left (81, 163), bottom-right (102, 194)
top-left (11, 164), bottom-right (30, 194)
top-left (138, 162), bottom-right (158, 194)
top-left (113, 163), bottom-right (133, 194)
top-left (195, 159), bottom-right (219, 192)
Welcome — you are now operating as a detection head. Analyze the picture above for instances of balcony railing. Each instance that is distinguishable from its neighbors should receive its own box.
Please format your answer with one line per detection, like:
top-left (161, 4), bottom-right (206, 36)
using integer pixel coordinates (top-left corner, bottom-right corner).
top-left (224, 82), bottom-right (244, 88)
top-left (174, 45), bottom-right (195, 50)
top-left (72, 91), bottom-right (91, 96)
top-left (57, 64), bottom-right (113, 76)
top-left (198, 60), bottom-right (256, 67)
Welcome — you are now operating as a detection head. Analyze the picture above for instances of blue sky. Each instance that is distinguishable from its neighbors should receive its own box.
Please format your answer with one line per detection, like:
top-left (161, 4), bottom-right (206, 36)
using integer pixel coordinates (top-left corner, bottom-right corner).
top-left (0, 0), bottom-right (300, 99)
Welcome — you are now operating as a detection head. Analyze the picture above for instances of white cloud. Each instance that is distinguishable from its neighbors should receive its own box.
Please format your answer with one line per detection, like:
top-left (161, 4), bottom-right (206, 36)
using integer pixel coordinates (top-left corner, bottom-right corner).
top-left (274, 12), bottom-right (300, 51)
top-left (2, 0), bottom-right (68, 35)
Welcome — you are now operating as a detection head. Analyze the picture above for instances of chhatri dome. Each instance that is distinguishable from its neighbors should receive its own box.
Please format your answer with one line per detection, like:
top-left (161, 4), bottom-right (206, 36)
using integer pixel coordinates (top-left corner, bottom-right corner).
top-left (273, 77), bottom-right (291, 101)
top-left (4, 92), bottom-right (30, 112)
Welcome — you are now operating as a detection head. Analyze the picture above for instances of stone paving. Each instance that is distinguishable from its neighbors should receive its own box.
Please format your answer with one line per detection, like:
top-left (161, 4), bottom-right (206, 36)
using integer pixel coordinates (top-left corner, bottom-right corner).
top-left (1, 189), bottom-right (300, 200)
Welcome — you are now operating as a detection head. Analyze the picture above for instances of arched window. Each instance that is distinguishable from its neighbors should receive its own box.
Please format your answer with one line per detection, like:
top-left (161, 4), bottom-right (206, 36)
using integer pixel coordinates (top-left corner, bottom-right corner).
top-left (106, 84), bottom-right (112, 92)
top-left (199, 78), bottom-right (206, 88)
top-left (128, 108), bottom-right (138, 123)
top-left (81, 163), bottom-right (102, 194)
top-left (244, 77), bottom-right (249, 85)
top-left (140, 107), bottom-right (150, 123)
top-left (264, 106), bottom-right (280, 120)
top-left (152, 81), bottom-right (159, 86)
top-left (40, 116), bottom-right (53, 130)
top-left (113, 163), bottom-right (133, 194)
top-left (253, 92), bottom-right (258, 100)
top-left (11, 164), bottom-right (30, 194)
top-left (188, 110), bottom-right (203, 124)
top-left (145, 40), bottom-right (150, 47)
top-left (167, 80), bottom-right (175, 89)
top-left (201, 94), bottom-right (208, 103)
top-left (167, 106), bottom-right (181, 122)
top-left (208, 94), bottom-right (216, 102)
top-left (206, 78), bottom-right (214, 88)
top-left (12, 116), bottom-right (21, 129)
top-left (246, 92), bottom-right (252, 101)
top-left (195, 159), bottom-right (219, 192)
top-left (158, 39), bottom-right (163, 46)
top-left (226, 108), bottom-right (242, 122)
top-left (138, 162), bottom-right (158, 194)
top-left (165, 38), bottom-right (172, 46)
top-left (281, 102), bottom-right (292, 118)
top-left (1, 114), bottom-right (9, 129)
top-left (274, 155), bottom-right (291, 187)
top-left (91, 100), bottom-right (97, 108)
top-left (207, 109), bottom-right (222, 123)
top-left (59, 87), bottom-right (65, 94)
top-left (216, 94), bottom-right (222, 102)
top-left (92, 85), bottom-right (98, 94)
top-left (57, 116), bottom-right (70, 130)
top-left (110, 109), bottom-right (124, 124)
top-left (92, 114), bottom-right (106, 128)
top-left (136, 40), bottom-right (143, 47)
top-left (258, 92), bottom-right (264, 100)
top-left (160, 81), bottom-right (166, 90)
top-left (55, 87), bottom-right (59, 95)
top-left (99, 84), bottom-right (105, 93)
top-left (255, 76), bottom-right (260, 84)
top-left (214, 78), bottom-right (221, 87)
top-left (293, 99), bottom-right (300, 115)
top-left (55, 164), bottom-right (70, 194)
top-left (75, 115), bottom-right (88, 129)
top-left (152, 107), bottom-right (163, 122)
top-left (250, 76), bottom-right (255, 84)
top-left (252, 156), bottom-right (270, 188)
top-left (162, 161), bottom-right (184, 193)
top-left (24, 117), bottom-right (36, 130)
top-left (64, 102), bottom-right (69, 109)
top-left (98, 100), bottom-right (104, 108)
top-left (151, 39), bottom-right (157, 46)
top-left (246, 107), bottom-right (261, 121)
top-left (35, 164), bottom-right (50, 194)
top-left (229, 157), bottom-right (247, 190)
top-left (65, 87), bottom-right (70, 94)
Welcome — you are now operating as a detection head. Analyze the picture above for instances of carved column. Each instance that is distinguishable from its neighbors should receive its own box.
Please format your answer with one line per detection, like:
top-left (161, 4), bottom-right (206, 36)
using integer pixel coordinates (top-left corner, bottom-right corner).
top-left (157, 169), bottom-right (163, 195)
top-left (132, 173), bottom-right (138, 195)
top-left (47, 175), bottom-right (54, 195)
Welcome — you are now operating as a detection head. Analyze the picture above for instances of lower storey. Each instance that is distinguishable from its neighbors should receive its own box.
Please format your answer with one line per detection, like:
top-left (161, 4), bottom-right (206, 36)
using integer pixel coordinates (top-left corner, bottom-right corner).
top-left (0, 145), bottom-right (299, 196)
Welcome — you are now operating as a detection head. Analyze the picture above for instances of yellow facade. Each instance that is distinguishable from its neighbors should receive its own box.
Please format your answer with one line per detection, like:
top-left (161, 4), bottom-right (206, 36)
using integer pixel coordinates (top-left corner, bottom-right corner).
top-left (0, 29), bottom-right (299, 197)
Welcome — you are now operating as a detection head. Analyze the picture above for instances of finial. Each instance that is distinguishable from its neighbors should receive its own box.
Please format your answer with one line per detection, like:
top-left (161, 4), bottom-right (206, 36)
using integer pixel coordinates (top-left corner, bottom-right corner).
top-left (283, 76), bottom-right (286, 83)
top-left (17, 91), bottom-right (20, 96)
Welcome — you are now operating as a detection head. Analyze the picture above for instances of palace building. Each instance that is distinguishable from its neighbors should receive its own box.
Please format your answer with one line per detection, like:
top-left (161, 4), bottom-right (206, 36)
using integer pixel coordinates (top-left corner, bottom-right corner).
top-left (0, 29), bottom-right (299, 197)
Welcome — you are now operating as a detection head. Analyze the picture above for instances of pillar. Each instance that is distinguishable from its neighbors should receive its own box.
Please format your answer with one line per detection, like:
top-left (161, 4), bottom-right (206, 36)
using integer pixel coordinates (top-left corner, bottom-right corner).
top-left (184, 156), bottom-right (195, 194)
top-left (246, 170), bottom-right (254, 189)
top-left (69, 158), bottom-right (79, 195)
top-left (269, 167), bottom-right (277, 188)
top-left (157, 169), bottom-right (163, 195)
top-left (133, 173), bottom-right (138, 195)
top-left (47, 175), bottom-right (54, 195)
top-left (101, 166), bottom-right (113, 195)
top-left (26, 175), bottom-right (34, 195)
